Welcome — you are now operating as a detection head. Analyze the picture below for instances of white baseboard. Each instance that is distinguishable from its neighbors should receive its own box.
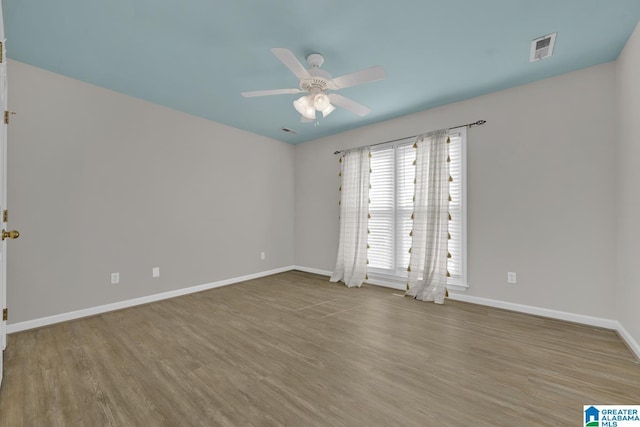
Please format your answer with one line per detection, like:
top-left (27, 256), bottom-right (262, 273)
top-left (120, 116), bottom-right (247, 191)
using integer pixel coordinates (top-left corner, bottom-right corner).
top-left (292, 265), bottom-right (332, 277)
top-left (447, 292), bottom-right (618, 329)
top-left (7, 266), bottom-right (295, 334)
top-left (614, 321), bottom-right (640, 362)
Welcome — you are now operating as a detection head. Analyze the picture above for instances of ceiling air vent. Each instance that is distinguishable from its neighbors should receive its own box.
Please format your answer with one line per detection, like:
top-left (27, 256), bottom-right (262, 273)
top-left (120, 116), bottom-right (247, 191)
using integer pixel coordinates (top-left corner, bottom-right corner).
top-left (530, 33), bottom-right (557, 62)
top-left (281, 127), bottom-right (298, 135)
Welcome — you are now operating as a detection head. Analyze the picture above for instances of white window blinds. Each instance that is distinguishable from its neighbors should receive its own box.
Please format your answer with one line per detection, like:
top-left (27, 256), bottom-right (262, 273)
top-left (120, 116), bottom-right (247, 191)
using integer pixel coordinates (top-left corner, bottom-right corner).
top-left (368, 147), bottom-right (394, 270)
top-left (447, 132), bottom-right (464, 282)
top-left (368, 141), bottom-right (415, 275)
top-left (396, 144), bottom-right (415, 272)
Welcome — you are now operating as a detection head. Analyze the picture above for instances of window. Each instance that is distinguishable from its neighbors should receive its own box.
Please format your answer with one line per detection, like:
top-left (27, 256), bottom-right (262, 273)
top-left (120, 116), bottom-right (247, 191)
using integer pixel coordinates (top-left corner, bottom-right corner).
top-left (368, 128), bottom-right (467, 289)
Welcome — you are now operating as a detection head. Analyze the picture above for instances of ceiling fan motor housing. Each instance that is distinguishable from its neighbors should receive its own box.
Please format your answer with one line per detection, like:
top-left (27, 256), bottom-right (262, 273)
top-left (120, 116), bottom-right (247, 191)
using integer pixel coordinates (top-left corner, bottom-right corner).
top-left (300, 68), bottom-right (335, 93)
top-left (299, 53), bottom-right (336, 93)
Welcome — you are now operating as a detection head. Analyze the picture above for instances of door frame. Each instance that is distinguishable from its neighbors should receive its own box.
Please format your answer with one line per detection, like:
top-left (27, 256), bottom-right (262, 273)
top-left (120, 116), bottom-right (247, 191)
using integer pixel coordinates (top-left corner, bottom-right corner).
top-left (0, 0), bottom-right (8, 388)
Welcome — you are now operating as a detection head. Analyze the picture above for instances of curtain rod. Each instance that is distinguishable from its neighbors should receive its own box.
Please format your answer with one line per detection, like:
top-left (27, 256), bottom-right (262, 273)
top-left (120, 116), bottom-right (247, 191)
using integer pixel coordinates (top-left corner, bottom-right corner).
top-left (333, 120), bottom-right (486, 155)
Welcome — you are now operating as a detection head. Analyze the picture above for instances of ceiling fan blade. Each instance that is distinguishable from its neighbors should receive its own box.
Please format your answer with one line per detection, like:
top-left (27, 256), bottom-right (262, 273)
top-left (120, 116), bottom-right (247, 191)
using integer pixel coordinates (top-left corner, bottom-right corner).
top-left (241, 88), bottom-right (303, 98)
top-left (330, 66), bottom-right (386, 90)
top-left (329, 93), bottom-right (371, 117)
top-left (271, 48), bottom-right (311, 80)
top-left (300, 116), bottom-right (315, 123)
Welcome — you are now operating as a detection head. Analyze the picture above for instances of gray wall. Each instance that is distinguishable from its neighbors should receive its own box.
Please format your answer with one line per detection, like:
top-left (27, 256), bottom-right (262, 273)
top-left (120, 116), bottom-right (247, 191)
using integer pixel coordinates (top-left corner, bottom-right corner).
top-left (295, 62), bottom-right (617, 319)
top-left (616, 23), bottom-right (640, 345)
top-left (7, 60), bottom-right (295, 323)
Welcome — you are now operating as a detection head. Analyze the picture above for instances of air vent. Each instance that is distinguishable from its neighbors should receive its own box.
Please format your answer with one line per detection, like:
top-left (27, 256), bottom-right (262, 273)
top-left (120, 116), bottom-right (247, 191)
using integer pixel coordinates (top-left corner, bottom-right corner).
top-left (530, 33), bottom-right (557, 62)
top-left (281, 127), bottom-right (298, 135)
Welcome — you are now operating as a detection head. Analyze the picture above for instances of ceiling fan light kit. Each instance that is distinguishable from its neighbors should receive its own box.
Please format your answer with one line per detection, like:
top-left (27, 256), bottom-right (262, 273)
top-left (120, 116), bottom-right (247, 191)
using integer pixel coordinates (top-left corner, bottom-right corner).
top-left (294, 92), bottom-right (335, 120)
top-left (241, 48), bottom-right (385, 123)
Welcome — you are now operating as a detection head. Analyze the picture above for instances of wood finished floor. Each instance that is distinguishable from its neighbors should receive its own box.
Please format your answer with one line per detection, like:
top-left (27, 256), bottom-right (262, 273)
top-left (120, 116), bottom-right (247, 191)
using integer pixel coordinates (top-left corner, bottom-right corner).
top-left (0, 271), bottom-right (639, 426)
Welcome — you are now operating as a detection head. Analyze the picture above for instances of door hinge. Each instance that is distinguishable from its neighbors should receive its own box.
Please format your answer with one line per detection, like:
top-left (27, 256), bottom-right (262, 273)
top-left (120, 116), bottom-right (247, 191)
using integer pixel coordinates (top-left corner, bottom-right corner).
top-left (2, 210), bottom-right (7, 223)
top-left (0, 41), bottom-right (3, 64)
top-left (2, 308), bottom-right (6, 321)
top-left (4, 111), bottom-right (15, 125)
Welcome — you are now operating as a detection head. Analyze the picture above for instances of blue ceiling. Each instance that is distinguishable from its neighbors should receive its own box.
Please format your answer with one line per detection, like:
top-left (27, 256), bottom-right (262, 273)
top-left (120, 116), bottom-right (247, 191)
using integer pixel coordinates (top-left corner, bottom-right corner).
top-left (4, 0), bottom-right (640, 144)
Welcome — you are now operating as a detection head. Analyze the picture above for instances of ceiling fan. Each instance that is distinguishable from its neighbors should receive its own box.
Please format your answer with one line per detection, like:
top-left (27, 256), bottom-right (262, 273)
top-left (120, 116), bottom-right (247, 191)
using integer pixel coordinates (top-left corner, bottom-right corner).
top-left (241, 48), bottom-right (385, 122)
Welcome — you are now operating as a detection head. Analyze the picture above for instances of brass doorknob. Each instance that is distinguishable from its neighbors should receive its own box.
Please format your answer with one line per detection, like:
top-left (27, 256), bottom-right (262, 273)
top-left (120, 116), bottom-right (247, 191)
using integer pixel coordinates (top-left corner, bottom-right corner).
top-left (1, 229), bottom-right (19, 240)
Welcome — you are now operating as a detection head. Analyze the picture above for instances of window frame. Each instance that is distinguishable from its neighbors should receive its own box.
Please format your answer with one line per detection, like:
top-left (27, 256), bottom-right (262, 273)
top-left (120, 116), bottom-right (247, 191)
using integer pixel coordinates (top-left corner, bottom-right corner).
top-left (367, 127), bottom-right (468, 291)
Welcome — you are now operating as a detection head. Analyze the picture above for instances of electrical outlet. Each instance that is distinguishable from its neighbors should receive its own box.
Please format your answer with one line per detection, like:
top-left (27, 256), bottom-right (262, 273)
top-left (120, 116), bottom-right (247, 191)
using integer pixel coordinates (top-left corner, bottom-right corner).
top-left (260, 252), bottom-right (266, 260)
top-left (111, 272), bottom-right (120, 284)
top-left (507, 272), bottom-right (517, 284)
top-left (152, 267), bottom-right (160, 278)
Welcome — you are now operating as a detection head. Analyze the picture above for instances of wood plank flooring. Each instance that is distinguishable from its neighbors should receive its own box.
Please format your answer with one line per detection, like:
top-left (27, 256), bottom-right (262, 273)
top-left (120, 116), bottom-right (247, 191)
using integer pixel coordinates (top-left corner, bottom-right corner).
top-left (1, 270), bottom-right (639, 426)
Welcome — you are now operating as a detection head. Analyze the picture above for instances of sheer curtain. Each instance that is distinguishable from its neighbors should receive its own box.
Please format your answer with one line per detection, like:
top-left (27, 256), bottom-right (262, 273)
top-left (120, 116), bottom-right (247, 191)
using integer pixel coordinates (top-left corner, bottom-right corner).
top-left (330, 148), bottom-right (370, 288)
top-left (406, 130), bottom-right (450, 303)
